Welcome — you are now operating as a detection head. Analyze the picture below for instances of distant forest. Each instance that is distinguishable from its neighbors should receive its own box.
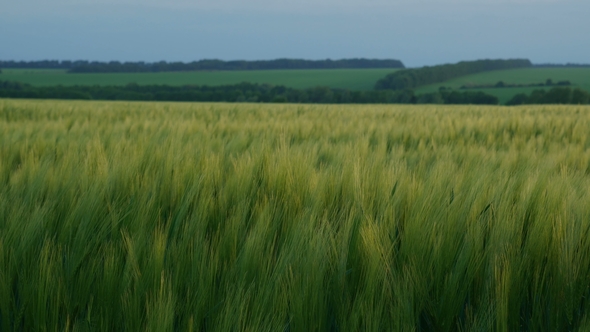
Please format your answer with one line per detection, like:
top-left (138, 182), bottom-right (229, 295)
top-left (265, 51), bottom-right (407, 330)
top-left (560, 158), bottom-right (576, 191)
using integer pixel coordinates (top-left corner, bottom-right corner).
top-left (506, 87), bottom-right (590, 105)
top-left (0, 59), bottom-right (405, 73)
top-left (375, 59), bottom-right (533, 90)
top-left (460, 79), bottom-right (571, 90)
top-left (3, 79), bottom-right (588, 105)
top-left (0, 81), bottom-right (500, 105)
top-left (0, 60), bottom-right (78, 70)
top-left (533, 63), bottom-right (590, 68)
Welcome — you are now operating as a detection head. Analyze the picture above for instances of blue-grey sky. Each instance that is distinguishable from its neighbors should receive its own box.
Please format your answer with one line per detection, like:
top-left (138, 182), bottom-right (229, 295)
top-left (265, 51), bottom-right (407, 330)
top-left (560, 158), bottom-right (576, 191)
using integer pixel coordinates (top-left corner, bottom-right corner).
top-left (1, 0), bottom-right (588, 67)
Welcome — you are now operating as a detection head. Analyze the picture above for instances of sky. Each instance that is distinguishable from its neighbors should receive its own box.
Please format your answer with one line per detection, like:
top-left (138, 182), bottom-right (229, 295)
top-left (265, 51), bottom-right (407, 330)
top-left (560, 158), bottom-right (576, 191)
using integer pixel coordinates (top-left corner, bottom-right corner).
top-left (1, 0), bottom-right (588, 67)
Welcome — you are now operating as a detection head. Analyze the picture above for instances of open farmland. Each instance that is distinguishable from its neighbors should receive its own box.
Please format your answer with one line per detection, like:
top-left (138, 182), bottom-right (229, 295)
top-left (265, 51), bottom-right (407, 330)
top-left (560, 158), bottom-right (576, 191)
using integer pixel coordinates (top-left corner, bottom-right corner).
top-left (2, 99), bottom-right (590, 330)
top-left (414, 67), bottom-right (590, 104)
top-left (0, 68), bottom-right (399, 90)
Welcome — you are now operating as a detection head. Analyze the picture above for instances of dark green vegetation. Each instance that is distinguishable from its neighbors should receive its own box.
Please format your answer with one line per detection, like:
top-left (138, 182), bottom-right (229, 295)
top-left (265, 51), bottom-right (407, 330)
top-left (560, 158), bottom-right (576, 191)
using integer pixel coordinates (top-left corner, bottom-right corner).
top-left (415, 67), bottom-right (590, 104)
top-left (374, 59), bottom-right (532, 90)
top-left (420, 87), bottom-right (589, 106)
top-left (0, 60), bottom-right (80, 69)
top-left (0, 80), bottom-right (499, 104)
top-left (4, 79), bottom-right (589, 106)
top-left (3, 100), bottom-right (590, 331)
top-left (417, 90), bottom-right (500, 105)
top-left (460, 78), bottom-right (571, 90)
top-left (507, 87), bottom-right (590, 105)
top-left (0, 68), bottom-right (398, 91)
top-left (534, 63), bottom-right (590, 68)
top-left (68, 59), bottom-right (405, 73)
top-left (0, 59), bottom-right (404, 73)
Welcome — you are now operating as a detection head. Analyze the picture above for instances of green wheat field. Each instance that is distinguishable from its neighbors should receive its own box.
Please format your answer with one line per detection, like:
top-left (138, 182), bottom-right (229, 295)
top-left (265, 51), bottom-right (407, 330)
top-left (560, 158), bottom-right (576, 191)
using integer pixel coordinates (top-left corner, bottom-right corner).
top-left (2, 99), bottom-right (590, 331)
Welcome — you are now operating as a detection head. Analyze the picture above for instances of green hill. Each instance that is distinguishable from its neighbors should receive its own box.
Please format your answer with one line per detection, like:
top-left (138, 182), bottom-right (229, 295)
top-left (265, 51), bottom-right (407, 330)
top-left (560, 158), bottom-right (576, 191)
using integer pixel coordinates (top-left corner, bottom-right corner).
top-left (375, 59), bottom-right (532, 90)
top-left (414, 68), bottom-right (590, 104)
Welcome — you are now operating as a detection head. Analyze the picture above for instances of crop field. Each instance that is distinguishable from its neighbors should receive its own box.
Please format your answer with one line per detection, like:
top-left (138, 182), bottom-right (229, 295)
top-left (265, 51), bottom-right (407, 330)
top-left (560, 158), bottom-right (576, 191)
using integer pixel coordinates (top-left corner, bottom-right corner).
top-left (2, 99), bottom-right (590, 331)
top-left (0, 68), bottom-right (398, 90)
top-left (415, 67), bottom-right (590, 104)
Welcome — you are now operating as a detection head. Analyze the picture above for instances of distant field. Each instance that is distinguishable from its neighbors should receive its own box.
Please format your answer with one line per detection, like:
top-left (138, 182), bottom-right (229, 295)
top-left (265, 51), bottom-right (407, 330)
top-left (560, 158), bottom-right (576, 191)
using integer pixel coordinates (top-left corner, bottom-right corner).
top-left (4, 67), bottom-right (588, 104)
top-left (415, 68), bottom-right (590, 104)
top-left (0, 68), bottom-right (399, 90)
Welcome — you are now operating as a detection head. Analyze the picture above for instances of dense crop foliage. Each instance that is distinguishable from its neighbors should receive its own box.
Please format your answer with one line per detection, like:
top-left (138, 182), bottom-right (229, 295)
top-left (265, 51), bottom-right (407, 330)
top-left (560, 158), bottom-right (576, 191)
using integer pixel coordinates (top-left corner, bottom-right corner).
top-left (2, 100), bottom-right (590, 331)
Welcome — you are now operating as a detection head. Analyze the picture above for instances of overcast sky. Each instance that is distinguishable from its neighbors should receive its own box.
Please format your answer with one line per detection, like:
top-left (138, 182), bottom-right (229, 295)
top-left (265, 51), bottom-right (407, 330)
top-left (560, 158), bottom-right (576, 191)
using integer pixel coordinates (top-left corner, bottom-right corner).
top-left (1, 0), bottom-right (588, 67)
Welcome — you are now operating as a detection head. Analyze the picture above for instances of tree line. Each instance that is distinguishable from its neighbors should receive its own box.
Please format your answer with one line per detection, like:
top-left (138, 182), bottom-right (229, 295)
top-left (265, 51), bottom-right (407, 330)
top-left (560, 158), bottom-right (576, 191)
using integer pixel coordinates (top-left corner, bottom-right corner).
top-left (0, 81), bottom-right (500, 105)
top-left (460, 79), bottom-right (571, 90)
top-left (375, 59), bottom-right (532, 90)
top-left (3, 80), bottom-right (588, 105)
top-left (0, 59), bottom-right (405, 73)
top-left (506, 87), bottom-right (590, 105)
top-left (533, 63), bottom-right (590, 68)
top-left (0, 60), bottom-right (84, 69)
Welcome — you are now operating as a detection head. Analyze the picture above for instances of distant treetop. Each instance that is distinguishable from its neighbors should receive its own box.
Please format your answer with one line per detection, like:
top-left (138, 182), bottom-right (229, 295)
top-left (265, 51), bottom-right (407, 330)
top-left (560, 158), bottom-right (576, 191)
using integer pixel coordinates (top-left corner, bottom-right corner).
top-left (533, 63), bottom-right (590, 68)
top-left (0, 60), bottom-right (79, 70)
top-left (0, 59), bottom-right (405, 73)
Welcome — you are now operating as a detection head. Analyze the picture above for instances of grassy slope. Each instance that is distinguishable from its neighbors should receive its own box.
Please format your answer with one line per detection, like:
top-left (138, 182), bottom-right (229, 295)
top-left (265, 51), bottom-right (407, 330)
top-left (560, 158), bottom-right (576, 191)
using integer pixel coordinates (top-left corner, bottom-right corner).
top-left (0, 68), bottom-right (399, 90)
top-left (415, 67), bottom-right (590, 104)
top-left (3, 99), bottom-right (590, 330)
